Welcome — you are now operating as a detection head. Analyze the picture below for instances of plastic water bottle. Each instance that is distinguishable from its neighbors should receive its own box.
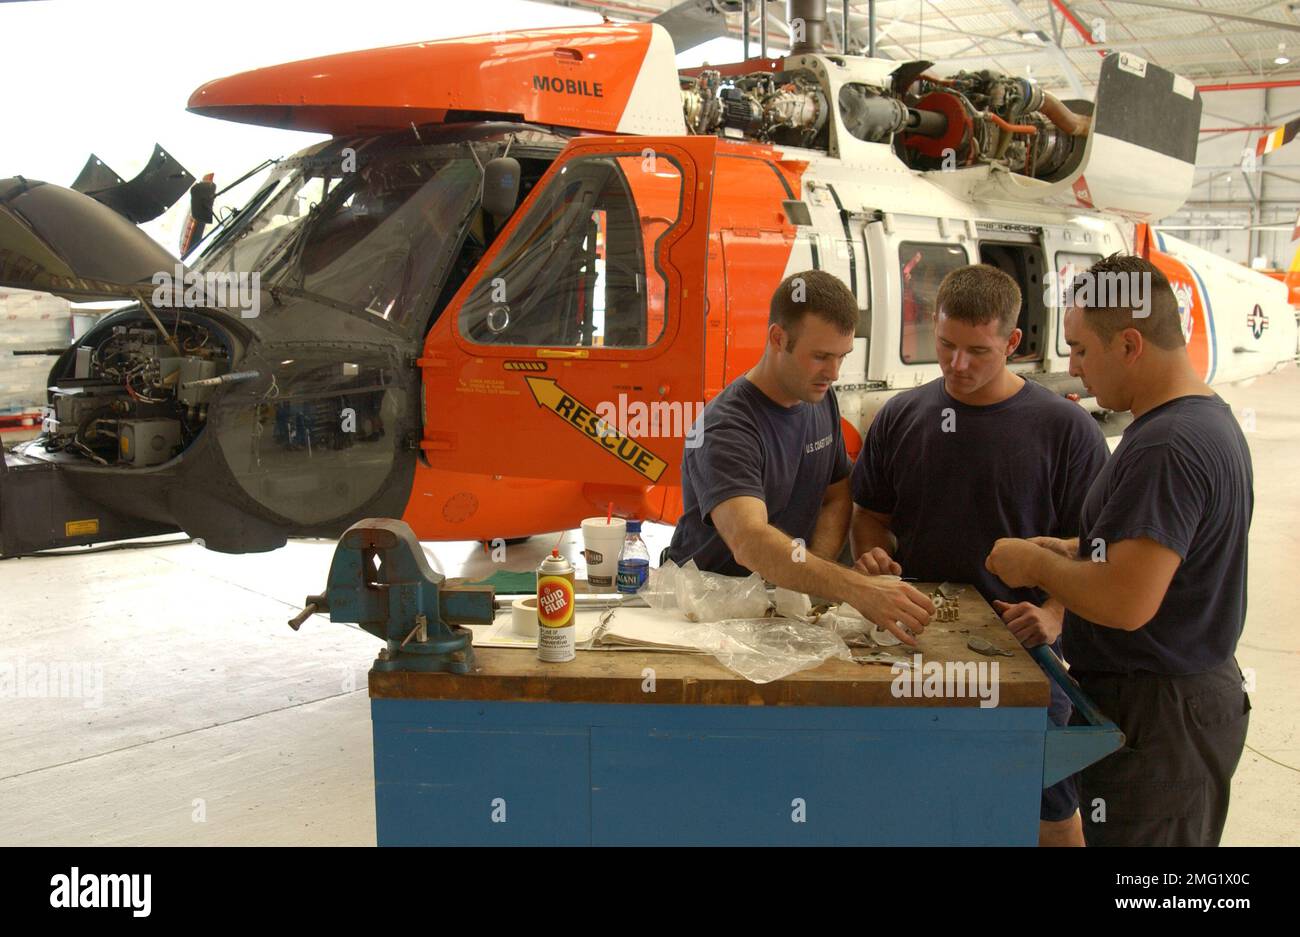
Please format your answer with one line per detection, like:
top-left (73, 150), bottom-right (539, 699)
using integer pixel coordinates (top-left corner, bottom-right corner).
top-left (616, 520), bottom-right (650, 595)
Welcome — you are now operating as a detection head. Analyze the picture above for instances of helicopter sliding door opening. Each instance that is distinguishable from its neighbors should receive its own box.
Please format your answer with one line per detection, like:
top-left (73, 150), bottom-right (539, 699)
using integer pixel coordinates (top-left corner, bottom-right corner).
top-left (977, 237), bottom-right (1048, 361)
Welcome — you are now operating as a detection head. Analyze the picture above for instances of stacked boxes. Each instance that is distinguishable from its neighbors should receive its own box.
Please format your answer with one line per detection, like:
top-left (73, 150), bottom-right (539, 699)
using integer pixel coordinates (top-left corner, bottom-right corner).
top-left (0, 289), bottom-right (72, 416)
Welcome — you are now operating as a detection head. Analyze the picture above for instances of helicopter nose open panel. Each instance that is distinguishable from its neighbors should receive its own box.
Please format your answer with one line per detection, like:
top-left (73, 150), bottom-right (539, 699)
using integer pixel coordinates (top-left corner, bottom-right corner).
top-left (0, 177), bottom-right (182, 301)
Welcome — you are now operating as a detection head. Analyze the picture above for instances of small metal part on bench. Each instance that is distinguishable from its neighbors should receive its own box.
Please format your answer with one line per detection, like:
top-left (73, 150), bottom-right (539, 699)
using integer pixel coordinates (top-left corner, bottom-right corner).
top-left (967, 636), bottom-right (1014, 658)
top-left (289, 518), bottom-right (494, 673)
top-left (930, 588), bottom-right (960, 622)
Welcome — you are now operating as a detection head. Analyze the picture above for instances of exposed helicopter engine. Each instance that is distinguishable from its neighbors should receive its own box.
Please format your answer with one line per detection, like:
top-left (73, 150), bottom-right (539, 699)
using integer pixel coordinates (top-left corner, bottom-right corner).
top-left (681, 60), bottom-right (1090, 182)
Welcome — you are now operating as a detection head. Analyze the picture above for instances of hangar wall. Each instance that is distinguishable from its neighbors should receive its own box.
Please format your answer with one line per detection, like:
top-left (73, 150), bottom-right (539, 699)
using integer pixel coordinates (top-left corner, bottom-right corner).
top-left (1166, 85), bottom-right (1300, 270)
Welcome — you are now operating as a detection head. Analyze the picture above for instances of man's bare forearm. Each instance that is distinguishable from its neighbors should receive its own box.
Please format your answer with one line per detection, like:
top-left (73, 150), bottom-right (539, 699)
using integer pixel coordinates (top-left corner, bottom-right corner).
top-left (1029, 550), bottom-right (1141, 630)
top-left (1034, 536), bottom-right (1080, 557)
top-left (736, 524), bottom-right (869, 604)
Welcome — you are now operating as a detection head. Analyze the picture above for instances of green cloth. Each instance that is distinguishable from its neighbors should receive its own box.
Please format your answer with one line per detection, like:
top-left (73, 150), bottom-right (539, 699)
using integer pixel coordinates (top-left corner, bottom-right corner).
top-left (466, 569), bottom-right (537, 593)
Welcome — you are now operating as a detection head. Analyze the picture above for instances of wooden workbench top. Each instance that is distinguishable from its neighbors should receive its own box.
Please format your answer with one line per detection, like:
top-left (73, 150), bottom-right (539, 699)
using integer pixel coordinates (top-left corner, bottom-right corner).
top-left (369, 583), bottom-right (1050, 708)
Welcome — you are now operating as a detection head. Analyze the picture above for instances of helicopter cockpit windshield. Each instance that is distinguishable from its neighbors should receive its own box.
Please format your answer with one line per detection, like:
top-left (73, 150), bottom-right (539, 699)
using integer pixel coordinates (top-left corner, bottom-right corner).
top-left (192, 137), bottom-right (484, 330)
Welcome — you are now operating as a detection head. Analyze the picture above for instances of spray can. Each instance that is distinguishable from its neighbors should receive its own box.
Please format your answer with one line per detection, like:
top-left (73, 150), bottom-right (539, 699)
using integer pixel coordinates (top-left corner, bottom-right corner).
top-left (536, 549), bottom-right (576, 662)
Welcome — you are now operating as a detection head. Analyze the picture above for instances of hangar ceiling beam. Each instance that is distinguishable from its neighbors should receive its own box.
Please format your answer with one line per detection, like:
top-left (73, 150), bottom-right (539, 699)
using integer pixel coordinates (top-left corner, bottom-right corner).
top-left (1092, 0), bottom-right (1300, 32)
top-left (1049, 0), bottom-right (1104, 56)
top-left (1200, 79), bottom-right (1300, 91)
top-left (997, 0), bottom-right (1086, 95)
top-left (931, 28), bottom-right (1285, 61)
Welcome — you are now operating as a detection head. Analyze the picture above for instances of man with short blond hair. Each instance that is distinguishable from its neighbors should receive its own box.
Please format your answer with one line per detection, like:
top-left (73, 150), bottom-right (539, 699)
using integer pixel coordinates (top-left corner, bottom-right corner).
top-left (852, 262), bottom-right (1108, 845)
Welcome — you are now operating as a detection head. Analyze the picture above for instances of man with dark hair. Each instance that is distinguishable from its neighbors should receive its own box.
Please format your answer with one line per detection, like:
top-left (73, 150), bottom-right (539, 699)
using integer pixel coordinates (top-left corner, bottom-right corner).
top-left (851, 262), bottom-right (1108, 845)
top-left (987, 253), bottom-right (1253, 847)
top-left (1063, 253), bottom-right (1186, 348)
top-left (669, 270), bottom-right (934, 644)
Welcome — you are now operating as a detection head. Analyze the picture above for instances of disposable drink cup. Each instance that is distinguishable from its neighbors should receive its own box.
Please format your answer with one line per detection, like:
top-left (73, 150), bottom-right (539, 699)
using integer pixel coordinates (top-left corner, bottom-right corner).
top-left (581, 517), bottom-right (627, 592)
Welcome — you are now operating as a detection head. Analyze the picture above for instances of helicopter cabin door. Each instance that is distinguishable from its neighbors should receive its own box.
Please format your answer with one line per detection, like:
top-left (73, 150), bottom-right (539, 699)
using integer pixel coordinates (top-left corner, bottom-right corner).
top-left (420, 136), bottom-right (717, 489)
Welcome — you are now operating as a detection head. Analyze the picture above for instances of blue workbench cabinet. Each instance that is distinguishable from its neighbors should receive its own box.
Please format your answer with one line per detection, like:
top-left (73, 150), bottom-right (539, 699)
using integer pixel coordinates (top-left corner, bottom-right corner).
top-left (368, 611), bottom-right (1120, 846)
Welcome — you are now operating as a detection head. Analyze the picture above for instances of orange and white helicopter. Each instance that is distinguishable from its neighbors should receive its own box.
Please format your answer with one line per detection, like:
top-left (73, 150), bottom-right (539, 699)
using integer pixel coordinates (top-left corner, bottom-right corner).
top-left (1256, 212), bottom-right (1300, 307)
top-left (2, 9), bottom-right (1296, 557)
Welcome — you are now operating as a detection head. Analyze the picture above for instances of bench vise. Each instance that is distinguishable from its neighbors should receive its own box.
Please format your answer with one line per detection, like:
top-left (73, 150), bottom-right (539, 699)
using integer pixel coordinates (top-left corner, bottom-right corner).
top-left (289, 518), bottom-right (494, 673)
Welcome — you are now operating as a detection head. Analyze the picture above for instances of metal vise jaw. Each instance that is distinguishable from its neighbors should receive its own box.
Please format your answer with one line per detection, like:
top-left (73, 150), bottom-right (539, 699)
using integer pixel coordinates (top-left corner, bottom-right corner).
top-left (290, 518), bottom-right (494, 673)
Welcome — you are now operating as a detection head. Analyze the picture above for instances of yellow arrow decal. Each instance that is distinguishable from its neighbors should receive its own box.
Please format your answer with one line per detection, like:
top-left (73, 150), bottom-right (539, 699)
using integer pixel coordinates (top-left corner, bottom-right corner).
top-left (524, 377), bottom-right (668, 483)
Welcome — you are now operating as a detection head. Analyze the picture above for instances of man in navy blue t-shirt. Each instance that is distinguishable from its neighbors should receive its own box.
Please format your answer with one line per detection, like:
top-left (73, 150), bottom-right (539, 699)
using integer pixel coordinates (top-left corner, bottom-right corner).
top-left (850, 263), bottom-right (1108, 846)
top-left (669, 270), bottom-right (934, 643)
top-left (987, 254), bottom-right (1253, 846)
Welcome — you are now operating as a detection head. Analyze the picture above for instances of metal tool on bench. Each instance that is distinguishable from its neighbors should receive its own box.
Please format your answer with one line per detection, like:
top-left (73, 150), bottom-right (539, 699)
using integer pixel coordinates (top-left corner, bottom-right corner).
top-left (492, 592), bottom-right (646, 611)
top-left (289, 518), bottom-right (495, 673)
top-left (967, 636), bottom-right (1015, 658)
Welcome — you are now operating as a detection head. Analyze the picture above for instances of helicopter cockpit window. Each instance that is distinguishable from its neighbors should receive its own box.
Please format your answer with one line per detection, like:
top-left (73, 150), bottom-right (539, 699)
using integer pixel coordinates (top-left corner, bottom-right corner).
top-left (899, 242), bottom-right (967, 364)
top-left (202, 174), bottom-right (335, 277)
top-left (194, 147), bottom-right (482, 330)
top-left (458, 153), bottom-right (683, 348)
top-left (291, 157), bottom-right (482, 325)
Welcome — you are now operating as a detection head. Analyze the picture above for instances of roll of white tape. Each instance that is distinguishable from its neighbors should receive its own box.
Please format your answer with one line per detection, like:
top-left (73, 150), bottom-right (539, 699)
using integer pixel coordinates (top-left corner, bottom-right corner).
top-left (511, 596), bottom-right (539, 637)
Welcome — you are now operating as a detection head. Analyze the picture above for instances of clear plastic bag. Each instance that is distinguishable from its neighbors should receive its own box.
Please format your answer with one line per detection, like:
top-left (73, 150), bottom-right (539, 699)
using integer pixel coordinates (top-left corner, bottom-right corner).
top-left (773, 586), bottom-right (815, 621)
top-left (641, 560), bottom-right (770, 622)
top-left (680, 561), bottom-right (769, 622)
top-left (640, 559), bottom-right (683, 611)
top-left (680, 617), bottom-right (852, 684)
top-left (824, 603), bottom-right (903, 647)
